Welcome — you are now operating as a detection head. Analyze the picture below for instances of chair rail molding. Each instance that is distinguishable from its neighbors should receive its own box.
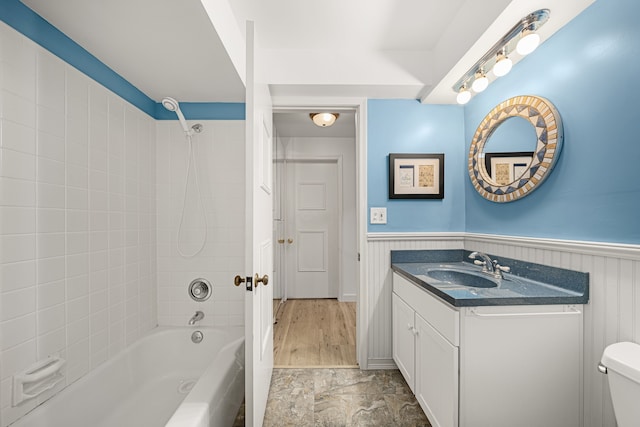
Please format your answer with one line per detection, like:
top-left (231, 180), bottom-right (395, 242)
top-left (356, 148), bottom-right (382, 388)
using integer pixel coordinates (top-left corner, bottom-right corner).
top-left (367, 232), bottom-right (466, 242)
top-left (465, 233), bottom-right (640, 261)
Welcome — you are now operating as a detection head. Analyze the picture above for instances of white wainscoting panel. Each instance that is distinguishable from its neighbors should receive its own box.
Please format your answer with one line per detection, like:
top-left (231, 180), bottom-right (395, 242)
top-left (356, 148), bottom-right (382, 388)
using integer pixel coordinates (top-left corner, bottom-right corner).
top-left (465, 233), bottom-right (640, 427)
top-left (367, 232), bottom-right (640, 427)
top-left (365, 233), bottom-right (465, 368)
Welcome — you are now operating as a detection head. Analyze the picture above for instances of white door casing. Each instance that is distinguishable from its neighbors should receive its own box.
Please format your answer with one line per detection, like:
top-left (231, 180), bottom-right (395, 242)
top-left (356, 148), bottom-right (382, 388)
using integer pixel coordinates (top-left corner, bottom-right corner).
top-left (244, 21), bottom-right (274, 427)
top-left (271, 96), bottom-right (367, 368)
top-left (286, 160), bottom-right (340, 299)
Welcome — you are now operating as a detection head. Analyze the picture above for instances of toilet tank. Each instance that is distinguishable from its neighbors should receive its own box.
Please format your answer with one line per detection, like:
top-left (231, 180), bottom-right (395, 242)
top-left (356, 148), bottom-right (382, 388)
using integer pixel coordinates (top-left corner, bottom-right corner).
top-left (601, 342), bottom-right (640, 427)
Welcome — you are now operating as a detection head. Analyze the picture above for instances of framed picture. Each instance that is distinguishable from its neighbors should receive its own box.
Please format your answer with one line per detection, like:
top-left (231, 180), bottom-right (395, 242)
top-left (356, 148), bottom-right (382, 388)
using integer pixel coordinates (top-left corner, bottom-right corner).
top-left (389, 153), bottom-right (444, 199)
top-left (484, 151), bottom-right (534, 186)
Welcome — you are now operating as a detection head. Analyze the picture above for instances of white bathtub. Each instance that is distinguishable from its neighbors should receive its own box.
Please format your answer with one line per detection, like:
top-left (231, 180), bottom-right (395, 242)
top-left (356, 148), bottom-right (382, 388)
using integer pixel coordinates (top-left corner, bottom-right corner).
top-left (10, 326), bottom-right (244, 427)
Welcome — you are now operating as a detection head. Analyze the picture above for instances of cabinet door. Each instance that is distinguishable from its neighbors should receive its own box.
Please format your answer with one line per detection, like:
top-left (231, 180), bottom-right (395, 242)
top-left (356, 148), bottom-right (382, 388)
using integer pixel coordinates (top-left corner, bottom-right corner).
top-left (415, 313), bottom-right (458, 427)
top-left (392, 293), bottom-right (416, 392)
top-left (460, 306), bottom-right (582, 427)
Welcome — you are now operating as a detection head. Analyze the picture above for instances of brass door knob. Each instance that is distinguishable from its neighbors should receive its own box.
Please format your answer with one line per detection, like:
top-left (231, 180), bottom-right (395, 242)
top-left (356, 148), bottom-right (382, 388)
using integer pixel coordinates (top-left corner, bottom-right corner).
top-left (255, 274), bottom-right (269, 286)
top-left (234, 275), bottom-right (246, 287)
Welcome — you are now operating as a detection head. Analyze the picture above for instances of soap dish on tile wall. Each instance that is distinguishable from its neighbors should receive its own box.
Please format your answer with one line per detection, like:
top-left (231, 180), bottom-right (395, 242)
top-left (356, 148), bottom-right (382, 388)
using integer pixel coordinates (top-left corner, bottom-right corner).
top-left (13, 356), bottom-right (66, 406)
top-left (188, 278), bottom-right (212, 301)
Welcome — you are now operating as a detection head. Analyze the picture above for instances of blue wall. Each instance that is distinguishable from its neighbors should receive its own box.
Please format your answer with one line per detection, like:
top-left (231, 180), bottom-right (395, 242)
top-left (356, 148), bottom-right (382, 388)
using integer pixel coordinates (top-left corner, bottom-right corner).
top-left (11, 0), bottom-right (640, 243)
top-left (367, 0), bottom-right (640, 244)
top-left (367, 99), bottom-right (465, 232)
top-left (464, 0), bottom-right (640, 244)
top-left (0, 0), bottom-right (244, 120)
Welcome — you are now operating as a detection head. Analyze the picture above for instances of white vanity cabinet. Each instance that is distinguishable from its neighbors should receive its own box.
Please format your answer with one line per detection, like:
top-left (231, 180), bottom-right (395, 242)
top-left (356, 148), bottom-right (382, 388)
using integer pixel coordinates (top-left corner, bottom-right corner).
top-left (393, 273), bottom-right (459, 427)
top-left (392, 272), bottom-right (584, 427)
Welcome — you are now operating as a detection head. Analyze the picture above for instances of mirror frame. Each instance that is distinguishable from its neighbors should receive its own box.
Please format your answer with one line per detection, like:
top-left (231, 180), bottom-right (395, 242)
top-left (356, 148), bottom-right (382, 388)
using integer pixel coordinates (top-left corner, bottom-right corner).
top-left (468, 95), bottom-right (563, 203)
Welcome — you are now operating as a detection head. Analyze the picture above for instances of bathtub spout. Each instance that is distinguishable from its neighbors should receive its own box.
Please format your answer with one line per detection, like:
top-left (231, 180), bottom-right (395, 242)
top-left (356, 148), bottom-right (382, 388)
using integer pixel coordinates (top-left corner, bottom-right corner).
top-left (188, 311), bottom-right (204, 325)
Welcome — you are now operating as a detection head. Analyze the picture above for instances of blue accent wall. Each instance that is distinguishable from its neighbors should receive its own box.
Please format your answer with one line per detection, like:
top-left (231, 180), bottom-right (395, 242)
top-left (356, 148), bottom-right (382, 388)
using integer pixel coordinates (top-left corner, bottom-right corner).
top-left (463, 0), bottom-right (640, 244)
top-left (0, 0), bottom-right (245, 120)
top-left (367, 99), bottom-right (465, 232)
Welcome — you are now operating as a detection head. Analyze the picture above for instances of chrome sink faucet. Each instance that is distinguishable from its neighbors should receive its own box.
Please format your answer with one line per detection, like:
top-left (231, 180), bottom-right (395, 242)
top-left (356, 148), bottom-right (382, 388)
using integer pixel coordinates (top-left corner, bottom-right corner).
top-left (188, 310), bottom-right (204, 325)
top-left (468, 251), bottom-right (510, 279)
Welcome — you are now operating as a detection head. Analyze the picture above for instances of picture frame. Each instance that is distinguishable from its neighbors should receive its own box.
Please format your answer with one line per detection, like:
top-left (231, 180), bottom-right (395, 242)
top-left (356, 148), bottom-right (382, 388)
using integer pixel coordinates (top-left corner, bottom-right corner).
top-left (484, 151), bottom-right (534, 186)
top-left (389, 153), bottom-right (444, 199)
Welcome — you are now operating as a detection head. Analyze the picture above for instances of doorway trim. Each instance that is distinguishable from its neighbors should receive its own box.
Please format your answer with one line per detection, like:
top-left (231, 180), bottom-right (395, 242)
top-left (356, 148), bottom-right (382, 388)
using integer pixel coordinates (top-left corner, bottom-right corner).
top-left (272, 96), bottom-right (368, 369)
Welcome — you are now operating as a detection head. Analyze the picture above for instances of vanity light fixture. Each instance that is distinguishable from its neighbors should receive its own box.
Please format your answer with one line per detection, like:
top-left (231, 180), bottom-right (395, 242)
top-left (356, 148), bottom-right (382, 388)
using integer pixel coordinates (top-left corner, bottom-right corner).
top-left (453, 9), bottom-right (549, 104)
top-left (310, 112), bottom-right (339, 127)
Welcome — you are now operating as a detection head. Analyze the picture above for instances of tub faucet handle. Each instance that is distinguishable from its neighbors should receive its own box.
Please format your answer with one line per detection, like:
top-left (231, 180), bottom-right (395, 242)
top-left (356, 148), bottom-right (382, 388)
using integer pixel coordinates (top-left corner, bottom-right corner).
top-left (189, 310), bottom-right (204, 325)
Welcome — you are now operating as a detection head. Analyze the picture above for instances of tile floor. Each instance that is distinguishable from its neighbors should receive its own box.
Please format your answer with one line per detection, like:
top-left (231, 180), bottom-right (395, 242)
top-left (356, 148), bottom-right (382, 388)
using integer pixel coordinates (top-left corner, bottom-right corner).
top-left (234, 368), bottom-right (431, 426)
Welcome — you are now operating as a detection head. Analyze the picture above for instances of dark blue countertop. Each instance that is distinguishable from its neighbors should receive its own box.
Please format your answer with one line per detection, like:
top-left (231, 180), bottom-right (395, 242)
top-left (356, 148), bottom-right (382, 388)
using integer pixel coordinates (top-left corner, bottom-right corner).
top-left (391, 250), bottom-right (589, 307)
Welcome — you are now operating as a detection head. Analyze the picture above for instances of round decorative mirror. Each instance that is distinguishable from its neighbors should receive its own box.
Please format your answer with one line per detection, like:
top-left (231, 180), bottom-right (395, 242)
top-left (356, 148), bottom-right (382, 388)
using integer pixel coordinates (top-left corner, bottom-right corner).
top-left (468, 95), bottom-right (563, 203)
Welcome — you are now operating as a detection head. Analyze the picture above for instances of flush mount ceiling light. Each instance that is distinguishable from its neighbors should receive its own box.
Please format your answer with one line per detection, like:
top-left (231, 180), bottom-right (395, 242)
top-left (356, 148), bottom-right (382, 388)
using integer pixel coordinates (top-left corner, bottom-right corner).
top-left (452, 9), bottom-right (549, 104)
top-left (310, 112), bottom-right (339, 127)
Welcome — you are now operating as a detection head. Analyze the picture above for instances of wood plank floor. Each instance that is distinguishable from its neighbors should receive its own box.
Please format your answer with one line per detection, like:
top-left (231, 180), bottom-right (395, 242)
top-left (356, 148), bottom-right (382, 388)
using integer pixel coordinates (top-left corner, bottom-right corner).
top-left (273, 299), bottom-right (357, 368)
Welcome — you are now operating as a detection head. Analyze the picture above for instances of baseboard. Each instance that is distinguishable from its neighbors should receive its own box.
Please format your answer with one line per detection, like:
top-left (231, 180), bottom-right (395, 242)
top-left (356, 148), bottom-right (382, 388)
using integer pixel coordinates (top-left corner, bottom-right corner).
top-left (339, 293), bottom-right (357, 302)
top-left (366, 358), bottom-right (397, 370)
top-left (274, 364), bottom-right (360, 369)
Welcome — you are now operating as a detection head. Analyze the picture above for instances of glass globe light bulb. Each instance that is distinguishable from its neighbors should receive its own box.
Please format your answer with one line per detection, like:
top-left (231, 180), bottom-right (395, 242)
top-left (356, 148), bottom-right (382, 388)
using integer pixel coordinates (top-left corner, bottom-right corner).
top-left (493, 54), bottom-right (513, 77)
top-left (456, 88), bottom-right (471, 105)
top-left (472, 73), bottom-right (488, 93)
top-left (516, 30), bottom-right (540, 56)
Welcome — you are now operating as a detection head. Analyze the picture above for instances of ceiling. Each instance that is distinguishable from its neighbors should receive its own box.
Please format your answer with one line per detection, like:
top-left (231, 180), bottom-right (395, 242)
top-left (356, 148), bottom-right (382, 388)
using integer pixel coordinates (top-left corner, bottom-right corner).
top-left (22, 0), bottom-right (594, 136)
top-left (22, 0), bottom-right (246, 102)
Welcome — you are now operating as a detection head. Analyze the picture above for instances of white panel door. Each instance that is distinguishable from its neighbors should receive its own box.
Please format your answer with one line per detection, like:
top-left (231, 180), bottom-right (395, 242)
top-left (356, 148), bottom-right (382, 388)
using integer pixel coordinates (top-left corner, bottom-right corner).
top-left (244, 21), bottom-right (273, 427)
top-left (392, 293), bottom-right (416, 392)
top-left (415, 313), bottom-right (459, 427)
top-left (286, 160), bottom-right (339, 298)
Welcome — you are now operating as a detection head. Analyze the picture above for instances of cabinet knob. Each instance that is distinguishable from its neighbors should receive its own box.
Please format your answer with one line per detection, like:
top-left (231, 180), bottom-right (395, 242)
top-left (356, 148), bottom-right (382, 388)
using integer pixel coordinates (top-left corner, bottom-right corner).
top-left (407, 324), bottom-right (419, 335)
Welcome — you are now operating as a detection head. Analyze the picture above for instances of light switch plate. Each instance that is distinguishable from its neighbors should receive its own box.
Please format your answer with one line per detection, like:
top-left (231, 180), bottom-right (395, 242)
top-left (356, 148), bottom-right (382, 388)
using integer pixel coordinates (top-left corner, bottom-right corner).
top-left (370, 207), bottom-right (387, 224)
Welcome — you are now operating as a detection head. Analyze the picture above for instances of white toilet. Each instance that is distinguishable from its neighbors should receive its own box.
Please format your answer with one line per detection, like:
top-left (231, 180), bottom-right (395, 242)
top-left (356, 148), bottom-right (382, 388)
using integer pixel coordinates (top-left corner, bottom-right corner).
top-left (600, 341), bottom-right (640, 427)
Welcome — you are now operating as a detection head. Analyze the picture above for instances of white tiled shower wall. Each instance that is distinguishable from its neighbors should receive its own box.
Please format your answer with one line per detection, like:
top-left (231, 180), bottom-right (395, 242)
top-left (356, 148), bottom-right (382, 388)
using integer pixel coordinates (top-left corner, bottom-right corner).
top-left (0, 23), bottom-right (247, 425)
top-left (156, 120), bottom-right (245, 327)
top-left (0, 23), bottom-right (158, 425)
